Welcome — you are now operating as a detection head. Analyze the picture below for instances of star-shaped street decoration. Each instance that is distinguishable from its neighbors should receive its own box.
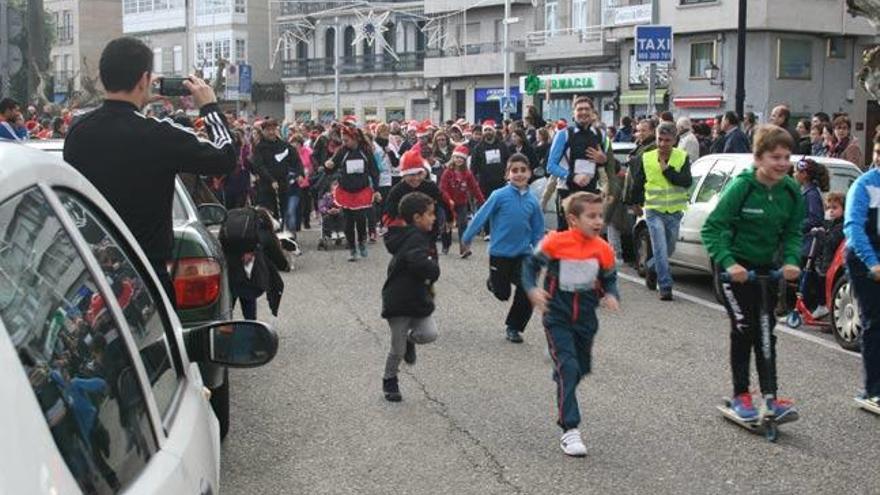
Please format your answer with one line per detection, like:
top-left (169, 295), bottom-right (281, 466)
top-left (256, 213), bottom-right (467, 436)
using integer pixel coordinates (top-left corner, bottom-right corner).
top-left (353, 9), bottom-right (390, 47)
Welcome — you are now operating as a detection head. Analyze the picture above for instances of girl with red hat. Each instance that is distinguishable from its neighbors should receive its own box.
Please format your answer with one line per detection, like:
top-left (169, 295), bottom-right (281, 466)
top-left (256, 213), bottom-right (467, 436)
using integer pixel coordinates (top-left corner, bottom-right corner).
top-left (328, 124), bottom-right (382, 261)
top-left (440, 144), bottom-right (485, 257)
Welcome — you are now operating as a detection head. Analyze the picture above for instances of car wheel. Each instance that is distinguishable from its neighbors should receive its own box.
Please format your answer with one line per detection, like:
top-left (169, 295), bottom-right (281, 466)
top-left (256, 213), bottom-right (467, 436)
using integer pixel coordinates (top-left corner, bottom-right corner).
top-left (635, 227), bottom-right (652, 278)
top-left (210, 368), bottom-right (230, 440)
top-left (830, 275), bottom-right (862, 352)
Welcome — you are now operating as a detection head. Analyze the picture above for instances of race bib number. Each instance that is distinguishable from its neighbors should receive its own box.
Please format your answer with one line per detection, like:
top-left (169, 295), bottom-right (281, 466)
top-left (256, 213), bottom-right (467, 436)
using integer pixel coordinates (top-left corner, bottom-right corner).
top-left (486, 149), bottom-right (501, 164)
top-left (346, 159), bottom-right (365, 174)
top-left (574, 159), bottom-right (596, 177)
top-left (274, 148), bottom-right (289, 163)
top-left (559, 259), bottom-right (599, 290)
top-left (379, 169), bottom-right (393, 187)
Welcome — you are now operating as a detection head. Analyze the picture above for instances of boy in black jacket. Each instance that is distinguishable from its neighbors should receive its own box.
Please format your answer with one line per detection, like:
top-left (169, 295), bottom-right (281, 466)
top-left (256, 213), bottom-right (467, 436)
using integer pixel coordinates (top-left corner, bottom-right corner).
top-left (381, 192), bottom-right (440, 402)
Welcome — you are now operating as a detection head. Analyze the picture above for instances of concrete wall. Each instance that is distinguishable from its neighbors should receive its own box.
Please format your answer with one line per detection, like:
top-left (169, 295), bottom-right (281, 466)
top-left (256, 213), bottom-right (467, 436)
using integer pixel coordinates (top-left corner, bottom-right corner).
top-left (284, 74), bottom-right (426, 122)
top-left (79, 0), bottom-right (122, 87)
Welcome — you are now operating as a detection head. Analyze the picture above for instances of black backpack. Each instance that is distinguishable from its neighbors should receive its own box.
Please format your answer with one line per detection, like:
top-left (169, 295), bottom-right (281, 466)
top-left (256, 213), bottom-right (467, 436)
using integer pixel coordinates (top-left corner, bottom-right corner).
top-left (220, 207), bottom-right (260, 253)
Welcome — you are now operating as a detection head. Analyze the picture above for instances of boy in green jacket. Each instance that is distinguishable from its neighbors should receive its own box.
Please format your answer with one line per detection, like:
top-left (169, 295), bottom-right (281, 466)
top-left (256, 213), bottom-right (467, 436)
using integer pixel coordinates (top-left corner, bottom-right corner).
top-left (701, 125), bottom-right (804, 422)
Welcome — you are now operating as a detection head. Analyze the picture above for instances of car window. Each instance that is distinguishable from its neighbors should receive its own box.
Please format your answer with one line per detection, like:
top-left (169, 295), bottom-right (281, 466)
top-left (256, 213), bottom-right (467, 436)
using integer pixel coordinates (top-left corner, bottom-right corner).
top-left (0, 187), bottom-right (157, 494)
top-left (695, 160), bottom-right (735, 204)
top-left (687, 158), bottom-right (716, 200)
top-left (829, 169), bottom-right (859, 194)
top-left (172, 188), bottom-right (188, 222)
top-left (56, 190), bottom-right (182, 420)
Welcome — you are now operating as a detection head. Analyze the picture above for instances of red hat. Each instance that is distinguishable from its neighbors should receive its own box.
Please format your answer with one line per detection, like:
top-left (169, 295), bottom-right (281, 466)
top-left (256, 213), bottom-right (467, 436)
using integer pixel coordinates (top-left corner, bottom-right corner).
top-left (25, 120), bottom-right (38, 131)
top-left (400, 150), bottom-right (426, 176)
top-left (406, 121), bottom-right (419, 133)
top-left (452, 144), bottom-right (469, 158)
top-left (341, 124), bottom-right (358, 140)
top-left (482, 119), bottom-right (496, 130)
top-left (416, 121), bottom-right (432, 137)
top-left (555, 119), bottom-right (567, 130)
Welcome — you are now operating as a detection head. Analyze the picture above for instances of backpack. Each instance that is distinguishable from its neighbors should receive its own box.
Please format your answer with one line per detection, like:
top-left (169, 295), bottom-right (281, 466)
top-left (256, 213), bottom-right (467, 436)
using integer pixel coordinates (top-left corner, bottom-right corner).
top-left (220, 207), bottom-right (260, 253)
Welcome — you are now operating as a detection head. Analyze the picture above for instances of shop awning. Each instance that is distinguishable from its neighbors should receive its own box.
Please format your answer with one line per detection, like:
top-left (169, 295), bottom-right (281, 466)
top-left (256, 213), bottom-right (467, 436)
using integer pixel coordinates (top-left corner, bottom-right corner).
top-left (619, 89), bottom-right (667, 105)
top-left (672, 95), bottom-right (724, 108)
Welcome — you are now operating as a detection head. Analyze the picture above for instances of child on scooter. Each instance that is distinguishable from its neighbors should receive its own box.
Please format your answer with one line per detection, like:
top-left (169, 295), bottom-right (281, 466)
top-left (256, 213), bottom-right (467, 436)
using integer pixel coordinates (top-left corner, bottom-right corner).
top-left (810, 192), bottom-right (845, 319)
top-left (701, 124), bottom-right (804, 422)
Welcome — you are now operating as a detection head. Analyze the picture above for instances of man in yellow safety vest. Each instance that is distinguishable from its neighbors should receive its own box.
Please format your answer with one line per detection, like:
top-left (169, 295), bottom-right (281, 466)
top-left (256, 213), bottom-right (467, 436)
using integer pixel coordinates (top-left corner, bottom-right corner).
top-left (627, 121), bottom-right (694, 301)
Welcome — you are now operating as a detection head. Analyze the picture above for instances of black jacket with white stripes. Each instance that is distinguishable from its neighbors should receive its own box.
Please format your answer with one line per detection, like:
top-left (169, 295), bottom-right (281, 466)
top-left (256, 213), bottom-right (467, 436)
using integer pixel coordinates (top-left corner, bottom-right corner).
top-left (64, 99), bottom-right (236, 262)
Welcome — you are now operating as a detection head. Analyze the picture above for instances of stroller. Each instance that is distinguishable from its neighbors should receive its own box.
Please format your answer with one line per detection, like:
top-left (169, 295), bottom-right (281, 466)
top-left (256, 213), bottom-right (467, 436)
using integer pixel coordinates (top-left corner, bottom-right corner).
top-left (313, 170), bottom-right (345, 251)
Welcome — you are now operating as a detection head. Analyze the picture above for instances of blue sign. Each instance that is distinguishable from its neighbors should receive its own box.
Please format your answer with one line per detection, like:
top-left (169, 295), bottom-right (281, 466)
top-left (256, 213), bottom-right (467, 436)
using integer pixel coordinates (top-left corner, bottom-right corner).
top-left (499, 96), bottom-right (518, 114)
top-left (238, 64), bottom-right (252, 97)
top-left (635, 25), bottom-right (673, 63)
top-left (475, 87), bottom-right (521, 103)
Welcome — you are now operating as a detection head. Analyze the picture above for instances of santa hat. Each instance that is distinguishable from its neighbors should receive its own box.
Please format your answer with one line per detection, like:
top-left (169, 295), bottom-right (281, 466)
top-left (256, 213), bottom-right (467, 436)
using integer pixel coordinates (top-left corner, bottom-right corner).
top-left (400, 150), bottom-right (426, 176)
top-left (25, 120), bottom-right (38, 132)
top-left (341, 124), bottom-right (358, 140)
top-left (482, 119), bottom-right (496, 131)
top-left (342, 115), bottom-right (358, 126)
top-left (556, 119), bottom-right (568, 130)
top-left (452, 144), bottom-right (469, 159)
top-left (416, 121), bottom-right (432, 138)
top-left (406, 121), bottom-right (419, 133)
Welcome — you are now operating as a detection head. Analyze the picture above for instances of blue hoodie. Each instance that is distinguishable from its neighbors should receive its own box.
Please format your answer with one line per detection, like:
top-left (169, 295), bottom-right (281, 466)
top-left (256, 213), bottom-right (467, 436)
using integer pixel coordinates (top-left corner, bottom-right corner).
top-left (462, 183), bottom-right (545, 257)
top-left (844, 167), bottom-right (880, 269)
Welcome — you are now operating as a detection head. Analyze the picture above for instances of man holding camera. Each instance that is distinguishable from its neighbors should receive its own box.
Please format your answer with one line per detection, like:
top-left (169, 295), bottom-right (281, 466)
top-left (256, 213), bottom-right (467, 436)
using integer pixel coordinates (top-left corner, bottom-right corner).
top-left (65, 37), bottom-right (236, 304)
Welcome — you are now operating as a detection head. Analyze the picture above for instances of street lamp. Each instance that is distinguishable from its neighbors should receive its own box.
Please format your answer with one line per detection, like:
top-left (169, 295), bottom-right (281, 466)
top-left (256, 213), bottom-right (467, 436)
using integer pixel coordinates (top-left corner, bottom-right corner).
top-left (704, 62), bottom-right (723, 89)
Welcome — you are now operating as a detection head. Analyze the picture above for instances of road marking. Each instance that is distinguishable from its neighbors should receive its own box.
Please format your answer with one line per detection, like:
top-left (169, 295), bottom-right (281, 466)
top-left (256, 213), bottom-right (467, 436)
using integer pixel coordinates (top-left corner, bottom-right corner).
top-left (617, 273), bottom-right (860, 359)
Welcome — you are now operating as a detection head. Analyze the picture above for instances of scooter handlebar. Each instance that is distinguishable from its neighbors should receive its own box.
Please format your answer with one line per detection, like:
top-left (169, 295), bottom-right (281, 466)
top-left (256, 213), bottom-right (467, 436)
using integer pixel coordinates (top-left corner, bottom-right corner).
top-left (720, 269), bottom-right (783, 283)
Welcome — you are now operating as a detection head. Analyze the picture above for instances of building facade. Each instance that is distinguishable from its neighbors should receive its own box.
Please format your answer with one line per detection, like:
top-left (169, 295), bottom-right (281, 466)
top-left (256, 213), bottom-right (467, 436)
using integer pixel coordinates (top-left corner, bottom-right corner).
top-left (278, 1), bottom-right (428, 123)
top-left (122, 0), bottom-right (283, 117)
top-left (45, 0), bottom-right (121, 103)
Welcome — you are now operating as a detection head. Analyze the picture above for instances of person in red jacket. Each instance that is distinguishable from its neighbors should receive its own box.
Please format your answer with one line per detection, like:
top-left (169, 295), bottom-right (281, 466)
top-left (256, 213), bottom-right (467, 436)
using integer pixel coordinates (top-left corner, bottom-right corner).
top-left (440, 144), bottom-right (485, 258)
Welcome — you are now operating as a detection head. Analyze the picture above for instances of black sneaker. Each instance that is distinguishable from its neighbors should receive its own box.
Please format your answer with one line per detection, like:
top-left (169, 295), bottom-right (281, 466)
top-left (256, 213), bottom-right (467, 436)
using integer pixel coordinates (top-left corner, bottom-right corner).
top-left (404, 340), bottom-right (416, 365)
top-left (506, 327), bottom-right (524, 343)
top-left (659, 289), bottom-right (673, 301)
top-left (645, 268), bottom-right (657, 291)
top-left (383, 377), bottom-right (402, 402)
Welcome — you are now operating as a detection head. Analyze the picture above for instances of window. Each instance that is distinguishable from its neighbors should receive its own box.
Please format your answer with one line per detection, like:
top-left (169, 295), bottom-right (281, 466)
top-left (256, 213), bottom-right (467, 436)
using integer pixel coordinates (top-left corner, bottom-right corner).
top-left (234, 0), bottom-right (246, 14)
top-left (197, 0), bottom-right (230, 16)
top-left (689, 41), bottom-right (715, 78)
top-left (60, 10), bottom-right (73, 43)
top-left (680, 0), bottom-right (717, 4)
top-left (153, 48), bottom-right (163, 75)
top-left (57, 190), bottom-right (181, 419)
top-left (294, 110), bottom-right (312, 122)
top-left (695, 160), bottom-right (735, 203)
top-left (1, 188), bottom-right (157, 494)
top-left (173, 45), bottom-right (183, 74)
top-left (386, 108), bottom-right (405, 121)
top-left (235, 39), bottom-right (246, 64)
top-left (777, 38), bottom-right (813, 80)
top-left (324, 28), bottom-right (336, 59)
top-left (494, 19), bottom-right (503, 44)
top-left (573, 0), bottom-right (589, 31)
top-left (827, 37), bottom-right (846, 59)
top-left (545, 0), bottom-right (559, 36)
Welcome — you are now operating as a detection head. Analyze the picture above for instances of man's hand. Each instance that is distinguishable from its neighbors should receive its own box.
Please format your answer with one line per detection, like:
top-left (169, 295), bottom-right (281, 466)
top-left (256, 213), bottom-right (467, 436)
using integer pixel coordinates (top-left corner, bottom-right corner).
top-left (600, 295), bottom-right (620, 312)
top-left (586, 147), bottom-right (607, 164)
top-left (325, 159), bottom-right (335, 169)
top-left (183, 75), bottom-right (218, 108)
top-left (659, 159), bottom-right (670, 171)
top-left (272, 182), bottom-right (279, 191)
top-left (373, 192), bottom-right (382, 203)
top-left (573, 174), bottom-right (591, 187)
top-left (528, 288), bottom-right (550, 313)
top-left (872, 265), bottom-right (880, 282)
top-left (631, 205), bottom-right (644, 217)
top-left (782, 264), bottom-right (801, 282)
top-left (726, 264), bottom-right (749, 284)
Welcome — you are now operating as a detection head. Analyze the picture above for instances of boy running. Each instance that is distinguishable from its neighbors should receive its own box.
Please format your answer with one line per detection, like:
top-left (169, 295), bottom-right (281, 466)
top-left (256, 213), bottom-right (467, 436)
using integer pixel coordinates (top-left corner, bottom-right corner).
top-left (701, 125), bottom-right (804, 421)
top-left (523, 192), bottom-right (620, 457)
top-left (381, 192), bottom-right (440, 402)
top-left (462, 154), bottom-right (545, 343)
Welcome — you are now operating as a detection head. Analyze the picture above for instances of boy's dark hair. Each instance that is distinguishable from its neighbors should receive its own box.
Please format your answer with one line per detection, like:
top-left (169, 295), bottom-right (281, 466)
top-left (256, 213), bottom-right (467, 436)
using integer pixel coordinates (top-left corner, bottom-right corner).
top-left (753, 124), bottom-right (794, 156)
top-left (0, 97), bottom-right (19, 113)
top-left (573, 95), bottom-right (594, 108)
top-left (723, 110), bottom-right (741, 126)
top-left (563, 191), bottom-right (603, 218)
top-left (506, 153), bottom-right (531, 173)
top-left (399, 192), bottom-right (435, 225)
top-left (99, 37), bottom-right (153, 92)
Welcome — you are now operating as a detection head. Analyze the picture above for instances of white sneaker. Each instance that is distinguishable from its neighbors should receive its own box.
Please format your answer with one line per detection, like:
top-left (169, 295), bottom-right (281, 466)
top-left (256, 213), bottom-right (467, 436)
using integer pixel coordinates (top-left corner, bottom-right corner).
top-left (811, 305), bottom-right (830, 319)
top-left (330, 232), bottom-right (339, 240)
top-left (560, 429), bottom-right (587, 457)
top-left (483, 234), bottom-right (491, 242)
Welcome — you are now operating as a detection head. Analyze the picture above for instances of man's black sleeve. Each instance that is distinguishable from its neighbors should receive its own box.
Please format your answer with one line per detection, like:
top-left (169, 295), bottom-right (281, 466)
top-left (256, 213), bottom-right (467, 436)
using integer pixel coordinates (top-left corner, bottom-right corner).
top-left (625, 156), bottom-right (646, 206)
top-left (663, 157), bottom-right (693, 188)
top-left (155, 103), bottom-right (236, 175)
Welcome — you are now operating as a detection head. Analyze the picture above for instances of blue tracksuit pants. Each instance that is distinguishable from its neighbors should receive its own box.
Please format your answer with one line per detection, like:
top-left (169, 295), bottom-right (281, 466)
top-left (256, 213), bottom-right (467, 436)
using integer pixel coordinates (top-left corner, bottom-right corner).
top-left (543, 307), bottom-right (599, 431)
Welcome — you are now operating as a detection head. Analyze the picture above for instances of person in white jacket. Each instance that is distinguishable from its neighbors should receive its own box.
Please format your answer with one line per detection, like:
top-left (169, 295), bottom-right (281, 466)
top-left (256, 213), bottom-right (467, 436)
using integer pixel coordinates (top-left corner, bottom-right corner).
top-left (677, 117), bottom-right (701, 163)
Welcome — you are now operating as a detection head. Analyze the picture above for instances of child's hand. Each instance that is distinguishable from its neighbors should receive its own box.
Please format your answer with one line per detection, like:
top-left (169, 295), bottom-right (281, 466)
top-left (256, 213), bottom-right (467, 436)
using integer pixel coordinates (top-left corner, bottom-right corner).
top-left (528, 288), bottom-right (549, 313)
top-left (600, 295), bottom-right (620, 312)
top-left (872, 265), bottom-right (880, 282)
top-left (726, 263), bottom-right (749, 284)
top-left (782, 264), bottom-right (801, 282)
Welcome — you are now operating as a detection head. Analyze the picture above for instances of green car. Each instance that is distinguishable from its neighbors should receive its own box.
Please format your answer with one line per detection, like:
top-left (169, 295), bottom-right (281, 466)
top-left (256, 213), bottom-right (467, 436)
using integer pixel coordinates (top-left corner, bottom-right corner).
top-left (27, 140), bottom-right (235, 439)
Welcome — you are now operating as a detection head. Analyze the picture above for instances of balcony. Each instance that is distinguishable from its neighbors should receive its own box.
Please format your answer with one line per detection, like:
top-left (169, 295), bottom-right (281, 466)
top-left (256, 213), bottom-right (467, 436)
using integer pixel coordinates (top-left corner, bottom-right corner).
top-left (525, 27), bottom-right (616, 62)
top-left (282, 52), bottom-right (424, 79)
top-left (425, 0), bottom-right (531, 15)
top-left (423, 41), bottom-right (527, 79)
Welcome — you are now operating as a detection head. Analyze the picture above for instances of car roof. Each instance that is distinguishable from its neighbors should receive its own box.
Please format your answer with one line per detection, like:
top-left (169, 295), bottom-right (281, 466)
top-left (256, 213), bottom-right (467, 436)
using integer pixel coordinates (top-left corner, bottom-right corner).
top-left (697, 153), bottom-right (862, 173)
top-left (20, 139), bottom-right (64, 152)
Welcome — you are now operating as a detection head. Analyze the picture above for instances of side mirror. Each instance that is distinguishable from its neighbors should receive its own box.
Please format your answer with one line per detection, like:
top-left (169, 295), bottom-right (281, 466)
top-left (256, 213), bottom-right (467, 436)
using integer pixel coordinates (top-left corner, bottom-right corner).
top-left (197, 203), bottom-right (227, 227)
top-left (184, 320), bottom-right (278, 368)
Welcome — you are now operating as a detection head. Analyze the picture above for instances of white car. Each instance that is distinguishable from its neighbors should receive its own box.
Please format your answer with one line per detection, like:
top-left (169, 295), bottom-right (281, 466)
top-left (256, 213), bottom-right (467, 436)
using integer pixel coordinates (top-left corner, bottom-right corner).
top-left (632, 153), bottom-right (862, 301)
top-left (0, 142), bottom-right (277, 494)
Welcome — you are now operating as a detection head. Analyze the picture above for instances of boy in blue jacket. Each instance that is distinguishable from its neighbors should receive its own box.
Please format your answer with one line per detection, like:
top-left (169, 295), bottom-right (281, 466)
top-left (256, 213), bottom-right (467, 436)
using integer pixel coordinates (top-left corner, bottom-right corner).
top-left (462, 153), bottom-right (546, 343)
top-left (845, 134), bottom-right (880, 406)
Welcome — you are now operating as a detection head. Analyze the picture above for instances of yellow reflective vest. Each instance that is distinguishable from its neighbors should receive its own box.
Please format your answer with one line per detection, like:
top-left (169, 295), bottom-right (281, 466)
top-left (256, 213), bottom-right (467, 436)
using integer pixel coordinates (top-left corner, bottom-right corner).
top-left (643, 148), bottom-right (689, 213)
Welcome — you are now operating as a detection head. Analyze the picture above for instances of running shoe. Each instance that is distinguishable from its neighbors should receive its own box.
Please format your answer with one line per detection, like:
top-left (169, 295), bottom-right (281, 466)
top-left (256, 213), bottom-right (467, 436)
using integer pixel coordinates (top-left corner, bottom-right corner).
top-left (730, 393), bottom-right (759, 421)
top-left (560, 429), bottom-right (587, 457)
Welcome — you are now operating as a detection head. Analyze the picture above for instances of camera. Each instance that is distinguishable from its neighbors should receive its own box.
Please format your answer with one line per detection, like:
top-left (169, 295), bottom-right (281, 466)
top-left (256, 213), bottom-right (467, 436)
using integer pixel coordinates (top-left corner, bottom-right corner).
top-left (157, 77), bottom-right (191, 97)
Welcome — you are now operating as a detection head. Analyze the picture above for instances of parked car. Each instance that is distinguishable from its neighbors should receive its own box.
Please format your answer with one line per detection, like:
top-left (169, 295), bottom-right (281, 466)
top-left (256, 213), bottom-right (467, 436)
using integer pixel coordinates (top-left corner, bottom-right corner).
top-left (0, 141), bottom-right (278, 494)
top-left (630, 153), bottom-right (862, 349)
top-left (26, 139), bottom-right (238, 439)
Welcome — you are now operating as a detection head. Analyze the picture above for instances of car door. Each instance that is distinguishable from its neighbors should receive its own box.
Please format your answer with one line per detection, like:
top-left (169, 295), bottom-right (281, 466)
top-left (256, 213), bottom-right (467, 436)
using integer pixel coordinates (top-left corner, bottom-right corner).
top-left (0, 185), bottom-right (187, 494)
top-left (54, 188), bottom-right (221, 494)
top-left (674, 158), bottom-right (737, 271)
top-left (671, 156), bottom-right (716, 267)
